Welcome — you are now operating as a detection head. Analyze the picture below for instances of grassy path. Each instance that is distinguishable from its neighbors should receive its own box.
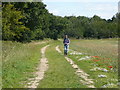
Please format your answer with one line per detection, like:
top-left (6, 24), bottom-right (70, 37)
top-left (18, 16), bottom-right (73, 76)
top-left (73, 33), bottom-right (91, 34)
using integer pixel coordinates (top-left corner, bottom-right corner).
top-left (38, 41), bottom-right (87, 88)
top-left (56, 45), bottom-right (95, 88)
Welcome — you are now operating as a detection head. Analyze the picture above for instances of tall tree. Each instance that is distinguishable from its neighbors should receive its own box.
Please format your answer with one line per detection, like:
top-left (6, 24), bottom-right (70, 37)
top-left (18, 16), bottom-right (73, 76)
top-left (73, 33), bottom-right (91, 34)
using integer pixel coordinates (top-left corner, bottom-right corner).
top-left (2, 4), bottom-right (29, 41)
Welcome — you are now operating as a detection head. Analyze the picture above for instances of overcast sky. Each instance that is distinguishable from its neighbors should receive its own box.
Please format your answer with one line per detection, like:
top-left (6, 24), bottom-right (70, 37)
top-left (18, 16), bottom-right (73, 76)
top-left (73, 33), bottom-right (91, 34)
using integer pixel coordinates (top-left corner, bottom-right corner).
top-left (43, 0), bottom-right (119, 19)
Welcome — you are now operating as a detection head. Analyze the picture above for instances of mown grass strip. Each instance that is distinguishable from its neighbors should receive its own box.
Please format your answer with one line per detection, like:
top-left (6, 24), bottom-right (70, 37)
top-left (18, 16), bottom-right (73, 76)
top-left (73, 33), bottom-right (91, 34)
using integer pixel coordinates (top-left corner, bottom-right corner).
top-left (38, 41), bottom-right (87, 88)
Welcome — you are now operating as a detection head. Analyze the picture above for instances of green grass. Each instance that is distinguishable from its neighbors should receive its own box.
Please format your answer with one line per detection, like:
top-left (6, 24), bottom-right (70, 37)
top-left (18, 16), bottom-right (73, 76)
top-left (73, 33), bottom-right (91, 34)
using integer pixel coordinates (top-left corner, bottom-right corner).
top-left (38, 41), bottom-right (87, 88)
top-left (2, 41), bottom-right (48, 88)
top-left (70, 38), bottom-right (118, 69)
top-left (59, 38), bottom-right (118, 88)
top-left (68, 55), bottom-right (118, 88)
top-left (2, 38), bottom-right (118, 88)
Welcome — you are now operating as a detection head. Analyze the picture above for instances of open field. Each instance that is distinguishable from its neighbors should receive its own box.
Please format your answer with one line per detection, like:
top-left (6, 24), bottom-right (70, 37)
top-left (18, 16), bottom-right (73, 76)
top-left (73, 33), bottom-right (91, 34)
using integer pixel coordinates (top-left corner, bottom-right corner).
top-left (69, 38), bottom-right (118, 69)
top-left (2, 38), bottom-right (118, 88)
top-left (59, 38), bottom-right (118, 88)
top-left (2, 1), bottom-right (119, 89)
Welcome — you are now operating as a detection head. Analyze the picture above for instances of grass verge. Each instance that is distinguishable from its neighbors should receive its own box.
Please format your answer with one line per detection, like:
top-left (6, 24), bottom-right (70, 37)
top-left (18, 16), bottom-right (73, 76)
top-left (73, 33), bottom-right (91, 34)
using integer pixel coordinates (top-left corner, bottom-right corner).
top-left (2, 41), bottom-right (48, 88)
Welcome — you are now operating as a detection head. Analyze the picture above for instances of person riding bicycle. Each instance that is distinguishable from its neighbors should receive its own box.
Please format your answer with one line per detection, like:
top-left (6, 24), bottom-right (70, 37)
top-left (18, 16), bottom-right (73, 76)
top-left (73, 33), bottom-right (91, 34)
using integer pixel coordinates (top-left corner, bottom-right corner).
top-left (63, 35), bottom-right (70, 55)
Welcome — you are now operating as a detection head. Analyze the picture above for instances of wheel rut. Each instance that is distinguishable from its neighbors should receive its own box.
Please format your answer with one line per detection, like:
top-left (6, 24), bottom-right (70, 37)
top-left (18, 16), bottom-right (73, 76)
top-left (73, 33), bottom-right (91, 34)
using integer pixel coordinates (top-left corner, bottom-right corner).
top-left (55, 45), bottom-right (95, 88)
top-left (27, 45), bottom-right (50, 88)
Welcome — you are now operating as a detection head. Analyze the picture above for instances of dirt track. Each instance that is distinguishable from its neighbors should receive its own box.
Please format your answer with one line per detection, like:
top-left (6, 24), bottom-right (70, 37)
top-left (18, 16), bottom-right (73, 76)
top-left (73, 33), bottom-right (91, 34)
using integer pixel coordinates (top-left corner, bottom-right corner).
top-left (27, 45), bottom-right (49, 88)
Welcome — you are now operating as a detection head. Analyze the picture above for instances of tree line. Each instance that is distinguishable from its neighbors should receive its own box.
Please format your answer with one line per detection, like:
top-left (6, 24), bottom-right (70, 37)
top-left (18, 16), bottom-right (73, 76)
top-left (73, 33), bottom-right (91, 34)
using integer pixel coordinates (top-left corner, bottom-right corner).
top-left (2, 2), bottom-right (119, 42)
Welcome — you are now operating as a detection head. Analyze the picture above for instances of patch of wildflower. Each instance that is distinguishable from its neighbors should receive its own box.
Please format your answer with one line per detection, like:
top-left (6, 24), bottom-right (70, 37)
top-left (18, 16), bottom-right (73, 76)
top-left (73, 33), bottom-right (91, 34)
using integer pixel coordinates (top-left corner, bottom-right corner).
top-left (90, 67), bottom-right (109, 72)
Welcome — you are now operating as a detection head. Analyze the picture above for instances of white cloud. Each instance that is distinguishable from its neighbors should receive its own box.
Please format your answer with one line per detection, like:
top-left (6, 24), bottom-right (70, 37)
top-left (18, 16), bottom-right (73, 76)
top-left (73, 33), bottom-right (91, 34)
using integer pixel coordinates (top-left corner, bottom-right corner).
top-left (85, 3), bottom-right (118, 19)
top-left (96, 12), bottom-right (115, 19)
top-left (87, 3), bottom-right (118, 12)
top-left (48, 9), bottom-right (60, 15)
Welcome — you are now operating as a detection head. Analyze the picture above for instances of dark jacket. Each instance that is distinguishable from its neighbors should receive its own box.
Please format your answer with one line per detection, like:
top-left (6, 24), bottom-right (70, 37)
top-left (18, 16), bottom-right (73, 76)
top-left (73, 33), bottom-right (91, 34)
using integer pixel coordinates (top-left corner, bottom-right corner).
top-left (63, 38), bottom-right (70, 45)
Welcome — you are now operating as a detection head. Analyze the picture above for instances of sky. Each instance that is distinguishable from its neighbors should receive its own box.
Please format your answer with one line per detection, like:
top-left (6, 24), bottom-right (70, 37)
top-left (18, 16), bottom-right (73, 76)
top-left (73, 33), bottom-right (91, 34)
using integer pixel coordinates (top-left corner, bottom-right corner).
top-left (43, 0), bottom-right (119, 19)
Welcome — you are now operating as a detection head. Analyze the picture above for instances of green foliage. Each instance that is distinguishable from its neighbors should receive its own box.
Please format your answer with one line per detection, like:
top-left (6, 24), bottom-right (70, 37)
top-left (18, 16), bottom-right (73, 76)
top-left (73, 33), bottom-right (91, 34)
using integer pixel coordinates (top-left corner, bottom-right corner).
top-left (14, 2), bottom-right (50, 40)
top-left (2, 4), bottom-right (29, 41)
top-left (116, 13), bottom-right (120, 37)
top-left (64, 15), bottom-right (118, 39)
top-left (64, 16), bottom-right (87, 38)
top-left (33, 29), bottom-right (45, 40)
top-left (2, 2), bottom-right (118, 42)
top-left (49, 15), bottom-right (67, 40)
